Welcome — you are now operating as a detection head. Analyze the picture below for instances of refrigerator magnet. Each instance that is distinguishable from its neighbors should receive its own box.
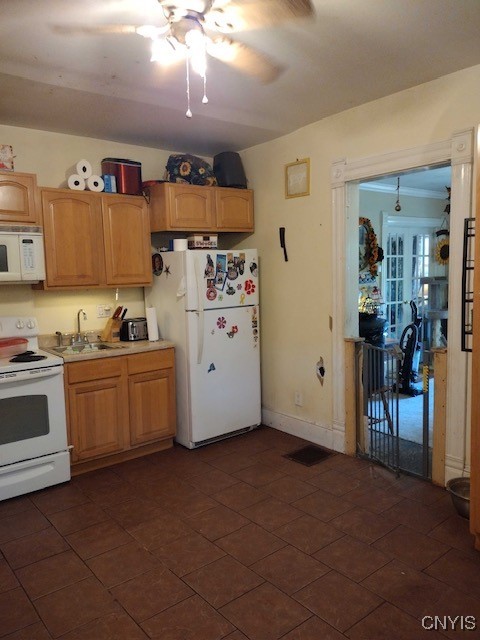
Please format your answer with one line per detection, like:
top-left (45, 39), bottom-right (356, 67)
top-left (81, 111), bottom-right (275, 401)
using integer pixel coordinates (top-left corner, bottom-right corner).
top-left (208, 363), bottom-right (216, 373)
top-left (227, 266), bottom-right (238, 280)
top-left (152, 253), bottom-right (163, 276)
top-left (250, 261), bottom-right (258, 276)
top-left (244, 280), bottom-right (256, 295)
top-left (238, 253), bottom-right (246, 275)
top-left (204, 254), bottom-right (215, 278)
top-left (227, 325), bottom-right (238, 338)
top-left (215, 271), bottom-right (226, 291)
top-left (216, 254), bottom-right (226, 273)
top-left (206, 287), bottom-right (217, 301)
top-left (226, 283), bottom-right (236, 295)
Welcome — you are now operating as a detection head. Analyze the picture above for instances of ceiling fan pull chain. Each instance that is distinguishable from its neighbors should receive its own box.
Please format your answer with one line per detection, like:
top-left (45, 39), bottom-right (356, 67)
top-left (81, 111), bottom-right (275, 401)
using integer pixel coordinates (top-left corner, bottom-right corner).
top-left (185, 55), bottom-right (192, 118)
top-left (202, 73), bottom-right (208, 104)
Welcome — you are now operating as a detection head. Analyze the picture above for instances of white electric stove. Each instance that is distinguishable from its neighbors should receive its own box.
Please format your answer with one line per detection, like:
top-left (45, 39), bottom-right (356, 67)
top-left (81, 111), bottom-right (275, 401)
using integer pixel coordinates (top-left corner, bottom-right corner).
top-left (0, 316), bottom-right (70, 501)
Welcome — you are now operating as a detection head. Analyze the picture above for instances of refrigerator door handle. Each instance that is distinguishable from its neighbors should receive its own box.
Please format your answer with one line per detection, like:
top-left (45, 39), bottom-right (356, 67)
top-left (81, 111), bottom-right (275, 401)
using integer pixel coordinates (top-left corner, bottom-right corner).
top-left (196, 310), bottom-right (205, 364)
top-left (193, 254), bottom-right (204, 314)
top-left (176, 276), bottom-right (187, 299)
top-left (194, 256), bottom-right (205, 364)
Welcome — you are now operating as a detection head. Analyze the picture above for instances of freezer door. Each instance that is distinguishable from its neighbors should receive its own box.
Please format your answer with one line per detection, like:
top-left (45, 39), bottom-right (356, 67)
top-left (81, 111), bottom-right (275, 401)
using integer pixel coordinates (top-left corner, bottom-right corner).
top-left (185, 249), bottom-right (259, 310)
top-left (184, 305), bottom-right (261, 445)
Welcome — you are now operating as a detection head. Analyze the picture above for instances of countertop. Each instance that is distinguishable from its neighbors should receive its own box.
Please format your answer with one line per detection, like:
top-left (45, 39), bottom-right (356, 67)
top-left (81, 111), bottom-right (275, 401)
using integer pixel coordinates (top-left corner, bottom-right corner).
top-left (40, 337), bottom-right (175, 363)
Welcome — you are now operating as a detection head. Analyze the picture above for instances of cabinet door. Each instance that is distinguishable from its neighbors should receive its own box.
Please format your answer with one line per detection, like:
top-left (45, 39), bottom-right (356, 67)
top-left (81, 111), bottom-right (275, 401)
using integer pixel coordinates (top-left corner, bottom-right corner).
top-left (68, 376), bottom-right (128, 462)
top-left (129, 367), bottom-right (176, 445)
top-left (166, 184), bottom-right (214, 230)
top-left (215, 188), bottom-right (254, 231)
top-left (102, 195), bottom-right (152, 285)
top-left (41, 189), bottom-right (104, 287)
top-left (0, 172), bottom-right (40, 223)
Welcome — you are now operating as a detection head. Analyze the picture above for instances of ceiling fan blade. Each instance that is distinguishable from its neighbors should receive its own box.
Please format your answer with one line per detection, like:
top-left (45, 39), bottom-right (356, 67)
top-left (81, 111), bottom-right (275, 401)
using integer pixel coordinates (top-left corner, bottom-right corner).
top-left (207, 0), bottom-right (314, 32)
top-left (52, 24), bottom-right (139, 36)
top-left (208, 37), bottom-right (285, 84)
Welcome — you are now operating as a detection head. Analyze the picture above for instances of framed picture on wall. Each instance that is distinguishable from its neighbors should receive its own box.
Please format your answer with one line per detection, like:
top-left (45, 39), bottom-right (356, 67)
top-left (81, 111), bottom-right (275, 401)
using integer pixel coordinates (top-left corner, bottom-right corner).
top-left (285, 158), bottom-right (310, 198)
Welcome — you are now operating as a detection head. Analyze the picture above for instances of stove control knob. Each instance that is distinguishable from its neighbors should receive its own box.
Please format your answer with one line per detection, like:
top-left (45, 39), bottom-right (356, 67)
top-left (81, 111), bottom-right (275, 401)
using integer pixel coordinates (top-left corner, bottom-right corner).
top-left (16, 320), bottom-right (25, 329)
top-left (26, 319), bottom-right (35, 329)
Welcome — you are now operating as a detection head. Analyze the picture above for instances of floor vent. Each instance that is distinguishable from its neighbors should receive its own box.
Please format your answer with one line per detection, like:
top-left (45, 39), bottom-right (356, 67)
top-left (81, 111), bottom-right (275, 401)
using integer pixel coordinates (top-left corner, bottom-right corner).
top-left (284, 444), bottom-right (333, 466)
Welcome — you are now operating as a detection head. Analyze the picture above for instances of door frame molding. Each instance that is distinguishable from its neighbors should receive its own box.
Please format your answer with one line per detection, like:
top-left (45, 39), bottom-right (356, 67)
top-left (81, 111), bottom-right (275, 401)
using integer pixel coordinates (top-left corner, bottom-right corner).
top-left (331, 129), bottom-right (473, 482)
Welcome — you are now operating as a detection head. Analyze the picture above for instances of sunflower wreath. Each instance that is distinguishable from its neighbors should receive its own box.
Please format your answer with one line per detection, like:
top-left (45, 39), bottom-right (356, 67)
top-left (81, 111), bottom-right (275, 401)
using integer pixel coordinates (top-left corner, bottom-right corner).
top-left (359, 217), bottom-right (380, 277)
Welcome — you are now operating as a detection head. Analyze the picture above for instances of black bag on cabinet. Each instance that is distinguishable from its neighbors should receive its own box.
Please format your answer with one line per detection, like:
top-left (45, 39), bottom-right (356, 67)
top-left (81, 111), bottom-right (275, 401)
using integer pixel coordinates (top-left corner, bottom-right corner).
top-left (213, 152), bottom-right (247, 189)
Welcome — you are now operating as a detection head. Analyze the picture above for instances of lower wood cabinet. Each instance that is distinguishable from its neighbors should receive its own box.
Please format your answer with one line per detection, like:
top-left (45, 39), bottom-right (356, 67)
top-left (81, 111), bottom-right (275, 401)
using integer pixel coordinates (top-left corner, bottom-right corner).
top-left (65, 349), bottom-right (176, 473)
top-left (128, 350), bottom-right (176, 445)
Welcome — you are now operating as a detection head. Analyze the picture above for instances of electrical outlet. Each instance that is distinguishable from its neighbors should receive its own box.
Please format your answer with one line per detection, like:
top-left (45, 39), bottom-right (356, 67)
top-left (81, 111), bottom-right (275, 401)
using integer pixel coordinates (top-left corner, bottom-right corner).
top-left (294, 391), bottom-right (303, 406)
top-left (96, 305), bottom-right (112, 318)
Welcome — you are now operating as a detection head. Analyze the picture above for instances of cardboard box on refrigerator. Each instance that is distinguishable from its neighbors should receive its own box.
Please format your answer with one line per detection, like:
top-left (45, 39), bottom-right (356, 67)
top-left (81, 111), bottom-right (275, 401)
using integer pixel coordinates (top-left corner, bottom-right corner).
top-left (187, 234), bottom-right (218, 249)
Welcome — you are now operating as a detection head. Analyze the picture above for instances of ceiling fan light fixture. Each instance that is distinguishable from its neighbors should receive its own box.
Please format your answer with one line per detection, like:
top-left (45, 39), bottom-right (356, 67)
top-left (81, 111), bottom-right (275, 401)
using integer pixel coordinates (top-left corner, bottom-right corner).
top-left (150, 36), bottom-right (183, 64)
top-left (185, 28), bottom-right (207, 76)
top-left (136, 24), bottom-right (160, 39)
top-left (394, 176), bottom-right (402, 212)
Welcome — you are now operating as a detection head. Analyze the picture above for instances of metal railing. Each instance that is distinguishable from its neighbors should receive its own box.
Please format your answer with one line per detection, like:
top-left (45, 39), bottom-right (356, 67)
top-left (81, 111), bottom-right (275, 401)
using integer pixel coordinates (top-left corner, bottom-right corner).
top-left (358, 342), bottom-right (433, 479)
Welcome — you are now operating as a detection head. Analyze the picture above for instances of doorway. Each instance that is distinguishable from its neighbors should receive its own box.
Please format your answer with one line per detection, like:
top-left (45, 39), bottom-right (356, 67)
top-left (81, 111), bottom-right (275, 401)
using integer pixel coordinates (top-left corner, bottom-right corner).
top-left (331, 130), bottom-right (473, 485)
top-left (357, 166), bottom-right (450, 479)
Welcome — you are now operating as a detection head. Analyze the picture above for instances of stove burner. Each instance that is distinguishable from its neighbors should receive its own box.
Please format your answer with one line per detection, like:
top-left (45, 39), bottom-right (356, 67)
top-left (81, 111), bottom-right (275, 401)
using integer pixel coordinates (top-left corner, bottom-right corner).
top-left (9, 350), bottom-right (47, 363)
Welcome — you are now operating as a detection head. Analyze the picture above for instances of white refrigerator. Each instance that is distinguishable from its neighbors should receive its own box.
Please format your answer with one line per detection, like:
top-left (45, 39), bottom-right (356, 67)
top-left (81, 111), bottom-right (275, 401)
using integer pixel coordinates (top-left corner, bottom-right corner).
top-left (145, 248), bottom-right (261, 448)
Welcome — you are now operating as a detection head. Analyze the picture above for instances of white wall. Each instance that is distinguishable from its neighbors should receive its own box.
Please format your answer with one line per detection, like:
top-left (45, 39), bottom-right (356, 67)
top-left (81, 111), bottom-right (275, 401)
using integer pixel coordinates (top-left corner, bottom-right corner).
top-left (237, 64), bottom-right (480, 451)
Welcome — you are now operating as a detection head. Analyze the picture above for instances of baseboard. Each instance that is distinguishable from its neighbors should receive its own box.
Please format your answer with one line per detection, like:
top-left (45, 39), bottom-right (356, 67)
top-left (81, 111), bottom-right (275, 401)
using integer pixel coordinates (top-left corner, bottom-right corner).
top-left (261, 408), bottom-right (344, 453)
top-left (445, 453), bottom-right (470, 484)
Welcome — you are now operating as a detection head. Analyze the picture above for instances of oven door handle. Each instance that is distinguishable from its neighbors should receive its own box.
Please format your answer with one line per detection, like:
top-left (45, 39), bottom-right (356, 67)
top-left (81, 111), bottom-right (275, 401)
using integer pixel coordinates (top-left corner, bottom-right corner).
top-left (0, 366), bottom-right (63, 384)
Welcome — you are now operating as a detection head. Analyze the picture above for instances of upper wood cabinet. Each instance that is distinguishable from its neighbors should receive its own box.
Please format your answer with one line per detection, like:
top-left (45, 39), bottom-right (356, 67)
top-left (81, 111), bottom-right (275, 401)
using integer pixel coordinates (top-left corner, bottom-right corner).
top-left (39, 188), bottom-right (152, 289)
top-left (149, 182), bottom-right (214, 231)
top-left (148, 182), bottom-right (254, 232)
top-left (0, 171), bottom-right (40, 224)
top-left (215, 187), bottom-right (253, 231)
top-left (102, 195), bottom-right (152, 286)
top-left (41, 190), bottom-right (104, 288)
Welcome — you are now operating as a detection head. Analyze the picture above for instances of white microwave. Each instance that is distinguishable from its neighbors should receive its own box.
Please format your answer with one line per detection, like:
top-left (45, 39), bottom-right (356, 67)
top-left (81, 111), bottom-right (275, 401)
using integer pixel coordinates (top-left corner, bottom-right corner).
top-left (0, 225), bottom-right (46, 283)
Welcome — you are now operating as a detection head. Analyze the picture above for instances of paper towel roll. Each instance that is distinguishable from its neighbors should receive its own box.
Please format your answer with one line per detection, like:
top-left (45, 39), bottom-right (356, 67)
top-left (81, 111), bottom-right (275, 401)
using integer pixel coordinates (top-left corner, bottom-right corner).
top-left (66, 160), bottom-right (92, 180)
top-left (86, 175), bottom-right (105, 192)
top-left (76, 159), bottom-right (92, 179)
top-left (173, 238), bottom-right (188, 251)
top-left (67, 174), bottom-right (86, 190)
top-left (145, 306), bottom-right (160, 342)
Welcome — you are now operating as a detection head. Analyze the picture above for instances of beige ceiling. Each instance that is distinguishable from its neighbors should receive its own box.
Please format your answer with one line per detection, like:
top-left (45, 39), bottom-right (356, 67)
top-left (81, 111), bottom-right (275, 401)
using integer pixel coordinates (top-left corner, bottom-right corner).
top-left (1, 0), bottom-right (480, 156)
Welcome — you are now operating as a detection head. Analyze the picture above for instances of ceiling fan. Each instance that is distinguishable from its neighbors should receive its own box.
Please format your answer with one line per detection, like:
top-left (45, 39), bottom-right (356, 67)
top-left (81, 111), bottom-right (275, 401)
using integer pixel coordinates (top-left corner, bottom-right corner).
top-left (54, 0), bottom-right (314, 116)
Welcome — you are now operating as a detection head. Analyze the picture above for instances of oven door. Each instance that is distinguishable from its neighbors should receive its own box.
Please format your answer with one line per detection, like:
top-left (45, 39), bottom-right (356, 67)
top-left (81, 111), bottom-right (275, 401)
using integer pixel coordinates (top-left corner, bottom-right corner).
top-left (0, 365), bottom-right (68, 466)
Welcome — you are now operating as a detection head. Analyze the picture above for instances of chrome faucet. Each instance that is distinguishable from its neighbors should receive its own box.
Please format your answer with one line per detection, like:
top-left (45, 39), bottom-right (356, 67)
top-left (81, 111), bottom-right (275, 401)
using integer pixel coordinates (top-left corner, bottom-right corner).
top-left (75, 309), bottom-right (87, 343)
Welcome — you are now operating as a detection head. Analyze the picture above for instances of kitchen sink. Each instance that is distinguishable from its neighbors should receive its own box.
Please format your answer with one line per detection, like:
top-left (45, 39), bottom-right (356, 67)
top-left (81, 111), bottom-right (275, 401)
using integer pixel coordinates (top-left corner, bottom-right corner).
top-left (52, 343), bottom-right (126, 354)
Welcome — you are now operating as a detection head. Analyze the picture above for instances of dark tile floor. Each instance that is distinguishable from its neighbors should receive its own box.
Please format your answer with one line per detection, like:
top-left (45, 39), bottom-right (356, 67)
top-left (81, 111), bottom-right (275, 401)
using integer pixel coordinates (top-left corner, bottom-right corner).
top-left (0, 426), bottom-right (479, 639)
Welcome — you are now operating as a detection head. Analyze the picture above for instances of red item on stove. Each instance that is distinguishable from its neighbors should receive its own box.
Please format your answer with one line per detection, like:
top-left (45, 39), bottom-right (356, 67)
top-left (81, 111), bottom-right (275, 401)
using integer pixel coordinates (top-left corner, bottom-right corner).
top-left (0, 337), bottom-right (28, 357)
